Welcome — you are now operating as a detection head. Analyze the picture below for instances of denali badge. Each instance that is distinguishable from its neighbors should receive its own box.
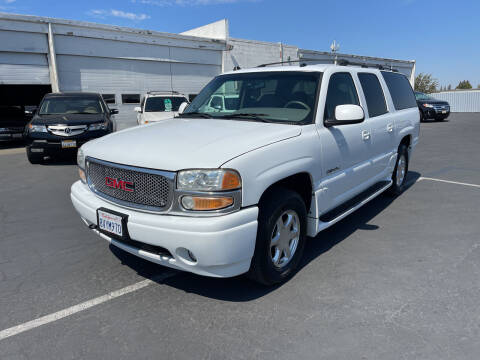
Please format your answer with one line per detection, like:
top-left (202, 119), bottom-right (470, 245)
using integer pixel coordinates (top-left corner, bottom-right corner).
top-left (105, 177), bottom-right (135, 192)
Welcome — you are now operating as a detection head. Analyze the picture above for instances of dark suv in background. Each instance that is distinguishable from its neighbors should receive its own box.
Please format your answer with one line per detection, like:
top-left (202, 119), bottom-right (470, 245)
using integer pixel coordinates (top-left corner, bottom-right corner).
top-left (0, 105), bottom-right (31, 142)
top-left (415, 91), bottom-right (450, 122)
top-left (24, 92), bottom-right (118, 164)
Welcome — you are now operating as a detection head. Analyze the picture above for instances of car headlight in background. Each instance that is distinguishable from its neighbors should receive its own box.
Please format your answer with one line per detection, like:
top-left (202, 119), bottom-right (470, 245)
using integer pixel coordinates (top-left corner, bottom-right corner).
top-left (88, 121), bottom-right (108, 131)
top-left (423, 103), bottom-right (434, 108)
top-left (177, 169), bottom-right (241, 192)
top-left (77, 148), bottom-right (86, 183)
top-left (28, 124), bottom-right (47, 133)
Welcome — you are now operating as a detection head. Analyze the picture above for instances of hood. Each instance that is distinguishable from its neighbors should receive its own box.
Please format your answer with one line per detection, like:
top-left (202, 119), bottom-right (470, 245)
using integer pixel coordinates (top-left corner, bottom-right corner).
top-left (142, 111), bottom-right (176, 123)
top-left (417, 99), bottom-right (449, 105)
top-left (32, 113), bottom-right (106, 125)
top-left (83, 118), bottom-right (301, 170)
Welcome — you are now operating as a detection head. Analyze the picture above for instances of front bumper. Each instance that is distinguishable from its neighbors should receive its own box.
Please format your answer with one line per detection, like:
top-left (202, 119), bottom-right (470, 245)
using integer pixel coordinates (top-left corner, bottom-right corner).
top-left (0, 128), bottom-right (24, 141)
top-left (26, 130), bottom-right (109, 154)
top-left (71, 181), bottom-right (259, 278)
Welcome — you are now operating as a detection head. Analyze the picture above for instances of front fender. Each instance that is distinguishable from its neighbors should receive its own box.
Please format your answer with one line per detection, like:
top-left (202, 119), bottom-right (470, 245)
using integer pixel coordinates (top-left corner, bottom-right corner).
top-left (222, 127), bottom-right (322, 207)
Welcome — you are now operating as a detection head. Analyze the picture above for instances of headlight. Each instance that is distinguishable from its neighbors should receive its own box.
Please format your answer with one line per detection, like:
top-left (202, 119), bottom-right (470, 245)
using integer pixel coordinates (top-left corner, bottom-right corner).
top-left (28, 124), bottom-right (47, 133)
top-left (77, 148), bottom-right (85, 169)
top-left (422, 103), bottom-right (434, 108)
top-left (177, 169), bottom-right (241, 191)
top-left (88, 121), bottom-right (108, 131)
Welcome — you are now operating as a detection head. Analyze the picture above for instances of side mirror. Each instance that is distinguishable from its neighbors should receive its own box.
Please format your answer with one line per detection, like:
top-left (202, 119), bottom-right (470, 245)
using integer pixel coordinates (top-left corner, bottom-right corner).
top-left (134, 106), bottom-right (141, 113)
top-left (110, 108), bottom-right (119, 115)
top-left (325, 104), bottom-right (364, 127)
top-left (178, 102), bottom-right (189, 114)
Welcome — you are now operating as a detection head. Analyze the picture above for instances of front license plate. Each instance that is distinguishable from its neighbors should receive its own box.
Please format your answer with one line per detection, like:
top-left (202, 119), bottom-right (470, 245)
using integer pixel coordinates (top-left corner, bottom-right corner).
top-left (97, 209), bottom-right (124, 237)
top-left (62, 140), bottom-right (77, 148)
top-left (442, 110), bottom-right (447, 114)
top-left (12, 133), bottom-right (23, 139)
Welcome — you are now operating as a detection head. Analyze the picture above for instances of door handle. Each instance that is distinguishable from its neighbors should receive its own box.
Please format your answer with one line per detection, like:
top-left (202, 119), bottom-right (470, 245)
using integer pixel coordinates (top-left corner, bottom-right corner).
top-left (362, 130), bottom-right (370, 141)
top-left (387, 123), bottom-right (394, 133)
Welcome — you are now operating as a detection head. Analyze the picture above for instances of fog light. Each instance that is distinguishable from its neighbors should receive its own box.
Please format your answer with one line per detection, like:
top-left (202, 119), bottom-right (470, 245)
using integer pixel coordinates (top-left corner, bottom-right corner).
top-left (181, 196), bottom-right (233, 211)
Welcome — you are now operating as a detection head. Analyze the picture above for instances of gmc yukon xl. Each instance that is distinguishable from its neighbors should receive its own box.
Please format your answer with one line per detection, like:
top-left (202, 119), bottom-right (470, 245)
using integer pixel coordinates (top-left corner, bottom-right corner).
top-left (71, 64), bottom-right (419, 285)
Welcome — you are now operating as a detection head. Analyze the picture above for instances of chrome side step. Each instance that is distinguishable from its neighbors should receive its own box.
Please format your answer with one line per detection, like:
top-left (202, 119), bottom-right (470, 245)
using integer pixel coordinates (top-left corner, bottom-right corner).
top-left (317, 180), bottom-right (392, 232)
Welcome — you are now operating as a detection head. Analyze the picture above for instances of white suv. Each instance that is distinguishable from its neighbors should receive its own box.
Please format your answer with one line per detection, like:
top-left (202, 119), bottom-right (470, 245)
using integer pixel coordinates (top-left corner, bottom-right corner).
top-left (72, 64), bottom-right (419, 285)
top-left (135, 92), bottom-right (189, 125)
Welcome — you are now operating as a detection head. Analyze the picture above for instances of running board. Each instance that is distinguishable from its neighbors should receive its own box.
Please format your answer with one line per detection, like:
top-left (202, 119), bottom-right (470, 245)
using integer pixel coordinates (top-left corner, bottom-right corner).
top-left (317, 180), bottom-right (392, 231)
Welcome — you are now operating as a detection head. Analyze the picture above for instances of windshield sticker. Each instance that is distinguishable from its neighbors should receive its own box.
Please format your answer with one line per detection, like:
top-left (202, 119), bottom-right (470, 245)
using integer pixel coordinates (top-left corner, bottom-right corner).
top-left (164, 98), bottom-right (172, 112)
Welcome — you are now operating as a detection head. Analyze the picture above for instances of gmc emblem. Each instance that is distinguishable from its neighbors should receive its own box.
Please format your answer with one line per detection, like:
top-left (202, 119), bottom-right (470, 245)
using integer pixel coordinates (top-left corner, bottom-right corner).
top-left (105, 176), bottom-right (135, 192)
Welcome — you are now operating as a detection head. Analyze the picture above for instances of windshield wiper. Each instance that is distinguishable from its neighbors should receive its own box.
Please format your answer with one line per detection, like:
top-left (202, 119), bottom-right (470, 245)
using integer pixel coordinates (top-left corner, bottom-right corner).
top-left (177, 112), bottom-right (213, 119)
top-left (218, 113), bottom-right (276, 123)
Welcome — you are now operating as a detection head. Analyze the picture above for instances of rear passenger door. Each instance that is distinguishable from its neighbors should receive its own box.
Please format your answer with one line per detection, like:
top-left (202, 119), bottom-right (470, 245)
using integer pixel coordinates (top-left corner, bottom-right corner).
top-left (357, 72), bottom-right (395, 178)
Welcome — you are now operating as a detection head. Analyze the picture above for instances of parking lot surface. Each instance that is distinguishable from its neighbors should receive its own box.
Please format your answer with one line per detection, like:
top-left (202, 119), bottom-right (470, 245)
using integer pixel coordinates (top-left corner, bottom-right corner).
top-left (1, 113), bottom-right (479, 359)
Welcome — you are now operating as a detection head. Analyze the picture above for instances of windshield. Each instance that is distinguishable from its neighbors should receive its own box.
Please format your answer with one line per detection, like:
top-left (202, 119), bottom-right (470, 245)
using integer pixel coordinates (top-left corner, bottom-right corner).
top-left (39, 97), bottom-right (104, 115)
top-left (415, 92), bottom-right (434, 101)
top-left (145, 97), bottom-right (187, 112)
top-left (182, 71), bottom-right (321, 124)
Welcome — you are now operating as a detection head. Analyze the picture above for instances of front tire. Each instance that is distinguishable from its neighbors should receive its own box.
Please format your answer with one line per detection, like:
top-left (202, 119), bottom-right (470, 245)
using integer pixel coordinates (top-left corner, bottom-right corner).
top-left (248, 188), bottom-right (307, 286)
top-left (26, 147), bottom-right (43, 164)
top-left (387, 144), bottom-right (409, 196)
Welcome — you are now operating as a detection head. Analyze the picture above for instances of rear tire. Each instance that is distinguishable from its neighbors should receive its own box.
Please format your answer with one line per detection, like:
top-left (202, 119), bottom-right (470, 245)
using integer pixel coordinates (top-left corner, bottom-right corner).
top-left (26, 147), bottom-right (43, 164)
top-left (248, 188), bottom-right (307, 286)
top-left (387, 144), bottom-right (409, 196)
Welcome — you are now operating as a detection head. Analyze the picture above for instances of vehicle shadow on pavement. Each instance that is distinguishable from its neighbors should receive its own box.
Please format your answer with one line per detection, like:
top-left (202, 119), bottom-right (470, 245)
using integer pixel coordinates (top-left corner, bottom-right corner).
top-left (0, 139), bottom-right (25, 149)
top-left (111, 171), bottom-right (421, 301)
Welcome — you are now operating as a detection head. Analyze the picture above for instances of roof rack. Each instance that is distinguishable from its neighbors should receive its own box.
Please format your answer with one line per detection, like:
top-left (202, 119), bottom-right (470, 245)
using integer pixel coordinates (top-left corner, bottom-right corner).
top-left (337, 59), bottom-right (399, 72)
top-left (147, 90), bottom-right (180, 95)
top-left (257, 59), bottom-right (310, 68)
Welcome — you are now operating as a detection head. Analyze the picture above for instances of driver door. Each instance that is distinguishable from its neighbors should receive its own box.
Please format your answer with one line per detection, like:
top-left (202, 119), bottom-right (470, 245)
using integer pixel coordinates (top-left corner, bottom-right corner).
top-left (317, 71), bottom-right (373, 211)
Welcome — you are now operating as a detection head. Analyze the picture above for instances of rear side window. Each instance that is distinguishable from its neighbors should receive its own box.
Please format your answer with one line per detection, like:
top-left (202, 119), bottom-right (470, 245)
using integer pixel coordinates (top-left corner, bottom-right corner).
top-left (381, 72), bottom-right (416, 110)
top-left (324, 72), bottom-right (359, 120)
top-left (358, 73), bottom-right (388, 118)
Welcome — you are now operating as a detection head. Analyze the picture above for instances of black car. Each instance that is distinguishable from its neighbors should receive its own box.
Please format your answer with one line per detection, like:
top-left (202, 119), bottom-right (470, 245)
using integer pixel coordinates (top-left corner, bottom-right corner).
top-left (0, 105), bottom-right (31, 142)
top-left (24, 92), bottom-right (118, 164)
top-left (415, 91), bottom-right (450, 122)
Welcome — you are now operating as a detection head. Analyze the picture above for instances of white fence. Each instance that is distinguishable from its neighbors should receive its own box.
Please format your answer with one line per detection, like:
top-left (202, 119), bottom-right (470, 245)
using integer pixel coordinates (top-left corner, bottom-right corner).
top-left (432, 90), bottom-right (480, 112)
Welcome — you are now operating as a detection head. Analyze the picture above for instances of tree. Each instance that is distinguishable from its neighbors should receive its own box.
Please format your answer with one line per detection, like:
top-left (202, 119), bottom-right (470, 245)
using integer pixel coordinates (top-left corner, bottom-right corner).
top-left (447, 84), bottom-right (452, 91)
top-left (415, 73), bottom-right (438, 93)
top-left (456, 80), bottom-right (472, 89)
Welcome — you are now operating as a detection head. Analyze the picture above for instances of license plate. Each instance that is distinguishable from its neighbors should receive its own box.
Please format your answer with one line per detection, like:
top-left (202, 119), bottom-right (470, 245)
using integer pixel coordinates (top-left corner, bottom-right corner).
top-left (62, 140), bottom-right (77, 148)
top-left (97, 209), bottom-right (124, 237)
top-left (442, 110), bottom-right (447, 114)
top-left (12, 133), bottom-right (23, 139)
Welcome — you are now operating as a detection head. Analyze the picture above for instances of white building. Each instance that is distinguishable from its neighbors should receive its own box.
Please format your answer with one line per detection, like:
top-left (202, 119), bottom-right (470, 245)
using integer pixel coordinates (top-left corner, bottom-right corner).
top-left (0, 14), bottom-right (416, 129)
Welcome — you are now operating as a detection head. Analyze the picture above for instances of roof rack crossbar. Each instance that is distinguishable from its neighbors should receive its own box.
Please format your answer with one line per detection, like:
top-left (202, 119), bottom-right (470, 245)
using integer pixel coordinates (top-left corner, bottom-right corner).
top-left (147, 90), bottom-right (180, 95)
top-left (257, 59), bottom-right (312, 68)
top-left (337, 59), bottom-right (398, 72)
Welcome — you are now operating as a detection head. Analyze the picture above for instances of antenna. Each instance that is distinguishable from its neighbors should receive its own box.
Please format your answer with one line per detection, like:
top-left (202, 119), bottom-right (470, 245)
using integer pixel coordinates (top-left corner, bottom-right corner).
top-left (330, 40), bottom-right (340, 53)
top-left (330, 40), bottom-right (340, 65)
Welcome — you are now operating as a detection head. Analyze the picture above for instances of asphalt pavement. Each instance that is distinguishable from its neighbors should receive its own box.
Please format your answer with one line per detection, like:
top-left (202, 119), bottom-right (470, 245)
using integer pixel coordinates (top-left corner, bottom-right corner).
top-left (1, 113), bottom-right (479, 360)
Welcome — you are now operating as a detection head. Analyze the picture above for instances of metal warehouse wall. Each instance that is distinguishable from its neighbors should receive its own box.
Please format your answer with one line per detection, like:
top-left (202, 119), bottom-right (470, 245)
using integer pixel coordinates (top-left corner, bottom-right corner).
top-left (298, 49), bottom-right (416, 85)
top-left (432, 90), bottom-right (480, 112)
top-left (224, 38), bottom-right (298, 71)
top-left (0, 13), bottom-right (226, 130)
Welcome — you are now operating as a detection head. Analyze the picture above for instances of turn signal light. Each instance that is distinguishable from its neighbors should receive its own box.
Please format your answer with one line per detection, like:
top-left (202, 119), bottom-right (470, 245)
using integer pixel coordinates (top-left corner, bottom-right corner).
top-left (181, 196), bottom-right (233, 211)
top-left (79, 168), bottom-right (86, 183)
top-left (221, 171), bottom-right (241, 190)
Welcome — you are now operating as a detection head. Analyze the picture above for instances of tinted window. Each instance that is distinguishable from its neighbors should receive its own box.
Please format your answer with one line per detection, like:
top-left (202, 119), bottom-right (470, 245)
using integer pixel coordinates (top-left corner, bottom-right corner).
top-left (121, 94), bottom-right (140, 104)
top-left (39, 97), bottom-right (103, 115)
top-left (102, 94), bottom-right (116, 104)
top-left (144, 97), bottom-right (188, 112)
top-left (324, 72), bottom-right (359, 120)
top-left (358, 73), bottom-right (388, 118)
top-left (381, 72), bottom-right (416, 110)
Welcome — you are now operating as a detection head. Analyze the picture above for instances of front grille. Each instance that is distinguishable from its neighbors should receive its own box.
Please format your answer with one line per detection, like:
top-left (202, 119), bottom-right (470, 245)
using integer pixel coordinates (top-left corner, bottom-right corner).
top-left (432, 104), bottom-right (449, 112)
top-left (86, 158), bottom-right (174, 211)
